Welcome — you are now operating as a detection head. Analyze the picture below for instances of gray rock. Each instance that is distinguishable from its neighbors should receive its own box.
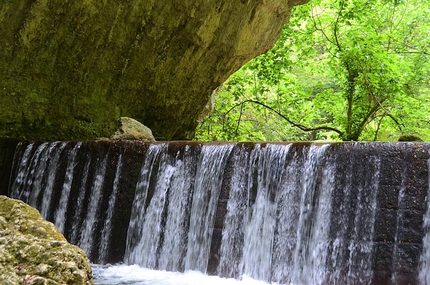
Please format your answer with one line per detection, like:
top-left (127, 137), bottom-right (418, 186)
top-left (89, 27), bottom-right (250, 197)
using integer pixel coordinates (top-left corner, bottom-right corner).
top-left (0, 196), bottom-right (93, 285)
top-left (111, 117), bottom-right (156, 141)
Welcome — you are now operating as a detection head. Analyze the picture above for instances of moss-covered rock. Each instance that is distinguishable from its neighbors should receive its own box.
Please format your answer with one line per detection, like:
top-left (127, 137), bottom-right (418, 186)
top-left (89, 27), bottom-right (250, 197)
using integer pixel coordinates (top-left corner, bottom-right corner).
top-left (0, 0), bottom-right (308, 141)
top-left (0, 196), bottom-right (93, 285)
top-left (398, 134), bottom-right (424, 142)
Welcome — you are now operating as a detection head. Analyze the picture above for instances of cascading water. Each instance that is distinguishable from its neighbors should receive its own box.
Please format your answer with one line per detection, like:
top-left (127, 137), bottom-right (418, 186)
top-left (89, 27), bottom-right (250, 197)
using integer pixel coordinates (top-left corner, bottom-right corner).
top-left (155, 145), bottom-right (199, 272)
top-left (6, 140), bottom-right (430, 285)
top-left (69, 147), bottom-right (93, 246)
top-left (124, 143), bottom-right (234, 272)
top-left (39, 142), bottom-right (68, 219)
top-left (54, 142), bottom-right (82, 233)
top-left (217, 143), bottom-right (335, 284)
top-left (240, 144), bottom-right (289, 282)
top-left (98, 151), bottom-right (124, 263)
top-left (419, 151), bottom-right (430, 285)
top-left (78, 152), bottom-right (109, 257)
top-left (126, 143), bottom-right (187, 269)
top-left (9, 141), bottom-right (122, 261)
top-left (184, 144), bottom-right (234, 272)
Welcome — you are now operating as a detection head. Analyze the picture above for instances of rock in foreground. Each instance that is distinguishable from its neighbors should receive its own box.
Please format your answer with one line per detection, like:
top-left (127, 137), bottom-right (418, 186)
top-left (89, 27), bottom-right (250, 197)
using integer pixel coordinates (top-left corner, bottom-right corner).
top-left (0, 196), bottom-right (93, 285)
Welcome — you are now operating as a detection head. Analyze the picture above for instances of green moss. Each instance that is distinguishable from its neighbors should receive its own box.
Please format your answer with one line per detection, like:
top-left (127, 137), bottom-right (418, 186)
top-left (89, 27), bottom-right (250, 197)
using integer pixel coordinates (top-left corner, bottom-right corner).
top-left (0, 196), bottom-right (93, 284)
top-left (398, 134), bottom-right (423, 142)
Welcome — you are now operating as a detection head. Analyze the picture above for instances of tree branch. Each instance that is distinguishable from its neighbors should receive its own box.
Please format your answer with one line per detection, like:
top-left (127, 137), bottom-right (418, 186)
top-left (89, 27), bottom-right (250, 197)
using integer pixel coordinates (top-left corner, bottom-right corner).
top-left (377, 112), bottom-right (404, 130)
top-left (373, 111), bottom-right (404, 141)
top-left (333, 0), bottom-right (345, 53)
top-left (225, 99), bottom-right (344, 136)
top-left (310, 4), bottom-right (338, 58)
top-left (361, 70), bottom-right (403, 129)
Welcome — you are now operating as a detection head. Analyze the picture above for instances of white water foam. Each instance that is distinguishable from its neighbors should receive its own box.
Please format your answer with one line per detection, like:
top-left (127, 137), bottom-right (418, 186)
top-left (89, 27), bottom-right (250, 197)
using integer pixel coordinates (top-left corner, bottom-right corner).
top-left (92, 264), bottom-right (278, 285)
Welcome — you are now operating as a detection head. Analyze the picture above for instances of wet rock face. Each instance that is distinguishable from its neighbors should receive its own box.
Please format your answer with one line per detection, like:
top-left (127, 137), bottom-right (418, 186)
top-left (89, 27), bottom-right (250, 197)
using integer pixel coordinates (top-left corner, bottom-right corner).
top-left (0, 0), bottom-right (309, 141)
top-left (0, 138), bottom-right (19, 196)
top-left (0, 196), bottom-right (93, 285)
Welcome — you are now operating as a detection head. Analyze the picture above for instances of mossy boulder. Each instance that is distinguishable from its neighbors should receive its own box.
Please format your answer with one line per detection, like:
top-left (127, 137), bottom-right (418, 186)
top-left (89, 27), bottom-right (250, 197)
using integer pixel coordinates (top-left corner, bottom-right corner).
top-left (0, 0), bottom-right (309, 141)
top-left (398, 134), bottom-right (424, 142)
top-left (0, 196), bottom-right (93, 285)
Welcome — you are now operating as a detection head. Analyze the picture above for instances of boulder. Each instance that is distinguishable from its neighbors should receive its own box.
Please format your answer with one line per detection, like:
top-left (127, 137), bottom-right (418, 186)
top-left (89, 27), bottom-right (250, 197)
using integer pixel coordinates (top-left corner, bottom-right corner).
top-left (111, 117), bottom-right (156, 141)
top-left (0, 196), bottom-right (93, 285)
top-left (398, 134), bottom-right (424, 142)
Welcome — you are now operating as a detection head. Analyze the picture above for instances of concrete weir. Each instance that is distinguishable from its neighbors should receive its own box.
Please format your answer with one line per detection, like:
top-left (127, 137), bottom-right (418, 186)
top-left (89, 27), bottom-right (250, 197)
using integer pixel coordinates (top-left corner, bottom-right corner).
top-left (2, 139), bottom-right (430, 284)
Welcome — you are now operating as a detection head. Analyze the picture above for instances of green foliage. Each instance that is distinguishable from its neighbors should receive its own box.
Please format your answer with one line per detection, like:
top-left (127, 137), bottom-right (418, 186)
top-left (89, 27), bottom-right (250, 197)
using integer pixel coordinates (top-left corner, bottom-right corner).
top-left (195, 0), bottom-right (430, 142)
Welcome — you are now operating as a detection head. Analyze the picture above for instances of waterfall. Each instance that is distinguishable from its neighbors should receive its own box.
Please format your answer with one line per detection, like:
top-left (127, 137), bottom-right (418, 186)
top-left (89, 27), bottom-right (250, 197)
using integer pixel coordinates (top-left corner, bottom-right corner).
top-left (9, 142), bottom-right (36, 202)
top-left (156, 145), bottom-right (198, 272)
top-left (240, 144), bottom-right (291, 281)
top-left (7, 140), bottom-right (430, 284)
top-left (125, 144), bottom-right (166, 266)
top-left (98, 151), bottom-right (124, 263)
top-left (27, 142), bottom-right (58, 209)
top-left (39, 142), bottom-right (68, 219)
top-left (78, 150), bottom-right (110, 256)
top-left (69, 148), bottom-right (92, 245)
top-left (124, 143), bottom-right (234, 273)
top-left (184, 144), bottom-right (234, 272)
top-left (54, 142), bottom-right (82, 234)
top-left (216, 144), bottom-right (330, 284)
top-left (8, 141), bottom-right (122, 261)
top-left (10, 142), bottom-right (50, 204)
top-left (420, 151), bottom-right (430, 284)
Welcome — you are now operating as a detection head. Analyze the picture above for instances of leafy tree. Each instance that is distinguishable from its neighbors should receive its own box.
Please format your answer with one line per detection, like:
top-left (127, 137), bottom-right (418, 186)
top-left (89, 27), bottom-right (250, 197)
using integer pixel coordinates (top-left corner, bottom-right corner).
top-left (195, 0), bottom-right (430, 142)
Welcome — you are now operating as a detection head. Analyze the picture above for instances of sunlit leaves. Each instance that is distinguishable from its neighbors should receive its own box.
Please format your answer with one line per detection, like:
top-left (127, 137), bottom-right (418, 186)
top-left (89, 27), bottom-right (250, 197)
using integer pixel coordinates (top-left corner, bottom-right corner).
top-left (195, 0), bottom-right (430, 142)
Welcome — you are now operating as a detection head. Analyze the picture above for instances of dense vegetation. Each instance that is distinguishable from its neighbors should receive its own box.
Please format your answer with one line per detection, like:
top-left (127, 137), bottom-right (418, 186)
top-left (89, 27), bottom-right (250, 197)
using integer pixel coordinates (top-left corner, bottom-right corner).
top-left (195, 0), bottom-right (430, 142)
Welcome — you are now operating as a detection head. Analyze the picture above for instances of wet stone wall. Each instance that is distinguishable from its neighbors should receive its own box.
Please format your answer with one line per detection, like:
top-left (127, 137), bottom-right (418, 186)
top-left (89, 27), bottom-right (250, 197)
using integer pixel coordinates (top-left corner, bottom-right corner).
top-left (4, 140), bottom-right (430, 285)
top-left (326, 143), bottom-right (429, 284)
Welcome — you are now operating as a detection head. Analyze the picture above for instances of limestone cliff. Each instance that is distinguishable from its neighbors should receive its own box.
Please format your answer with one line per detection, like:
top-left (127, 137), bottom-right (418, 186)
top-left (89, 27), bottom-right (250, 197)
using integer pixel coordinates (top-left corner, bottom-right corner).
top-left (0, 196), bottom-right (93, 284)
top-left (0, 0), bottom-right (308, 141)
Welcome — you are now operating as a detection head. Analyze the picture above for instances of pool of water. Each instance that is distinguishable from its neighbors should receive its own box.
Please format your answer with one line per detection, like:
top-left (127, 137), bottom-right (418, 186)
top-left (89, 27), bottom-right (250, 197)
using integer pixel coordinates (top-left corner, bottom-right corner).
top-left (92, 264), bottom-right (279, 285)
